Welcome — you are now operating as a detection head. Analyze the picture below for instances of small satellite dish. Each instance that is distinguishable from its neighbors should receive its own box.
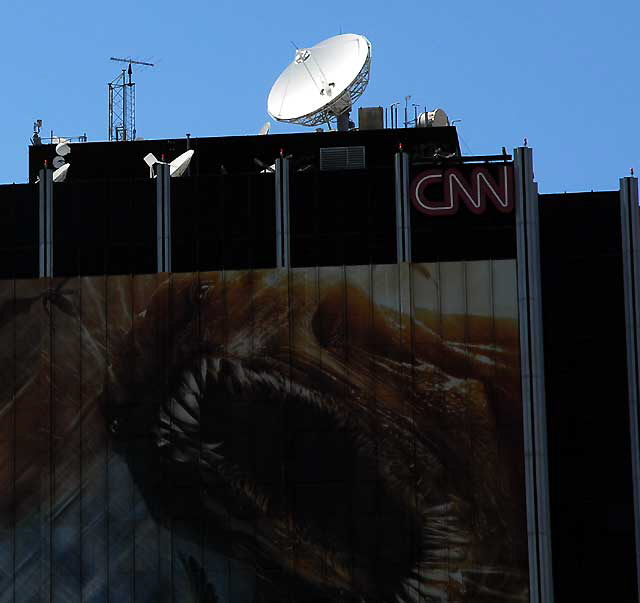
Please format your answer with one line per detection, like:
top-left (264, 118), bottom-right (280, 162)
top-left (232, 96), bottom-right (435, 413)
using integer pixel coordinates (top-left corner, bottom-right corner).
top-left (169, 150), bottom-right (194, 177)
top-left (55, 141), bottom-right (71, 156)
top-left (417, 108), bottom-right (450, 128)
top-left (268, 33), bottom-right (371, 130)
top-left (258, 121), bottom-right (271, 136)
top-left (52, 163), bottom-right (70, 183)
top-left (52, 156), bottom-right (66, 169)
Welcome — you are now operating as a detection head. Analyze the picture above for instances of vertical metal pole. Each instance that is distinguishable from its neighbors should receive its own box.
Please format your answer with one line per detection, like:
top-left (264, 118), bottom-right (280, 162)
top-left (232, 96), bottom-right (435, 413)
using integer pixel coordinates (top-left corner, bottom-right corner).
top-left (45, 169), bottom-right (53, 278)
top-left (122, 70), bottom-right (127, 141)
top-left (156, 164), bottom-right (165, 272)
top-left (401, 151), bottom-right (412, 262)
top-left (275, 158), bottom-right (283, 268)
top-left (282, 157), bottom-right (291, 268)
top-left (515, 148), bottom-right (538, 603)
top-left (514, 146), bottom-right (554, 603)
top-left (131, 82), bottom-right (136, 141)
top-left (38, 169), bottom-right (46, 277)
top-left (394, 152), bottom-right (404, 263)
top-left (108, 84), bottom-right (113, 141)
top-left (620, 175), bottom-right (640, 599)
top-left (529, 177), bottom-right (553, 603)
top-left (163, 165), bottom-right (171, 272)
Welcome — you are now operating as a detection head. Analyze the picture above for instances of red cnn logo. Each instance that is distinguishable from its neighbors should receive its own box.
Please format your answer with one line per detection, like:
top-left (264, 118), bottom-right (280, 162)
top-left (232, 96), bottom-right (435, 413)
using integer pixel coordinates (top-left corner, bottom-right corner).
top-left (411, 165), bottom-right (514, 216)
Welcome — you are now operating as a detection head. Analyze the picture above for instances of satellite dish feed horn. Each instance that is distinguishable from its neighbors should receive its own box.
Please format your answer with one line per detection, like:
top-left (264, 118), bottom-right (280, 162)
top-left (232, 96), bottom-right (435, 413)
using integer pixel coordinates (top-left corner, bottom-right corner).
top-left (267, 33), bottom-right (371, 131)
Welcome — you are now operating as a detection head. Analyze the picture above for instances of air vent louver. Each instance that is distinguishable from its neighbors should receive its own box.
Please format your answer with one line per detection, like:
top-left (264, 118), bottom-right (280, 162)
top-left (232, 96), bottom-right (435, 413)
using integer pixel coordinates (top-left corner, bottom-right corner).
top-left (320, 146), bottom-right (366, 171)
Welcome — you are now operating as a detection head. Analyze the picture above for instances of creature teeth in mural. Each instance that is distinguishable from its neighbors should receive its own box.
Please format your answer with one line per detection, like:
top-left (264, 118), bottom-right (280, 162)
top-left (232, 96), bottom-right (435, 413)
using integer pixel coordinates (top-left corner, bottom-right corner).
top-left (0, 261), bottom-right (528, 602)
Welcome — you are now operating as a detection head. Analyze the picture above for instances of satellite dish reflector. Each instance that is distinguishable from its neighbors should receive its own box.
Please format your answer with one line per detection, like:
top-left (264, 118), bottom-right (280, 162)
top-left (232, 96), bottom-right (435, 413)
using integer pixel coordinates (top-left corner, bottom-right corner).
top-left (52, 163), bottom-right (70, 183)
top-left (258, 121), bottom-right (271, 136)
top-left (55, 141), bottom-right (71, 156)
top-left (169, 150), bottom-right (194, 177)
top-left (268, 33), bottom-right (372, 127)
top-left (52, 156), bottom-right (66, 169)
top-left (417, 109), bottom-right (450, 128)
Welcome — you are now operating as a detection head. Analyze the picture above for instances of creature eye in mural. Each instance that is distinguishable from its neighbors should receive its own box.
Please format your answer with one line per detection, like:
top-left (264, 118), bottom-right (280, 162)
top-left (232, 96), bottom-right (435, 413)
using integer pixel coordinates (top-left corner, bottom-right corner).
top-left (0, 261), bottom-right (528, 602)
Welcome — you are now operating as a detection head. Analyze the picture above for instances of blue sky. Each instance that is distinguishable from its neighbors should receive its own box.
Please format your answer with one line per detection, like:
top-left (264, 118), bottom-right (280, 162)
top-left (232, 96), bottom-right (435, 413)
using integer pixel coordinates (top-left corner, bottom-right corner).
top-left (1, 0), bottom-right (637, 192)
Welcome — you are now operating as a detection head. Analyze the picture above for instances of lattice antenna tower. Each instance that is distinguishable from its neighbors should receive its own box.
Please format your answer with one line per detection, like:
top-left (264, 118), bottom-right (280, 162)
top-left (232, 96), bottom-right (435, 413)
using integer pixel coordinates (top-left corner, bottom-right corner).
top-left (108, 57), bottom-right (154, 142)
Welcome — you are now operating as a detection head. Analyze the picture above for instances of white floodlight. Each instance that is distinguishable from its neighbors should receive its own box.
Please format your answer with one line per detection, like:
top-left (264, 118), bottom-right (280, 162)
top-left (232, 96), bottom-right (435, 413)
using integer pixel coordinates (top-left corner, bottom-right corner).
top-left (143, 153), bottom-right (159, 178)
top-left (143, 153), bottom-right (158, 168)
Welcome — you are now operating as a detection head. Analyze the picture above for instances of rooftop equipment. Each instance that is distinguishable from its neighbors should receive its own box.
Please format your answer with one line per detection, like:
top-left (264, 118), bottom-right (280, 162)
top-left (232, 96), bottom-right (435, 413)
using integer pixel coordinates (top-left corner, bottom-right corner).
top-left (143, 150), bottom-right (194, 178)
top-left (108, 57), bottom-right (155, 142)
top-left (417, 109), bottom-right (450, 128)
top-left (267, 33), bottom-right (371, 132)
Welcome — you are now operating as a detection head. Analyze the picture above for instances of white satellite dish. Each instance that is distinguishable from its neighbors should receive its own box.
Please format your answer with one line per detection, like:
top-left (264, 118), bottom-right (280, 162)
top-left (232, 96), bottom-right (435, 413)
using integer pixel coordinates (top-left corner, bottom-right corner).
top-left (52, 156), bottom-right (66, 169)
top-left (258, 121), bottom-right (271, 135)
top-left (267, 33), bottom-right (371, 130)
top-left (169, 150), bottom-right (194, 177)
top-left (417, 108), bottom-right (450, 128)
top-left (52, 163), bottom-right (70, 183)
top-left (55, 141), bottom-right (71, 156)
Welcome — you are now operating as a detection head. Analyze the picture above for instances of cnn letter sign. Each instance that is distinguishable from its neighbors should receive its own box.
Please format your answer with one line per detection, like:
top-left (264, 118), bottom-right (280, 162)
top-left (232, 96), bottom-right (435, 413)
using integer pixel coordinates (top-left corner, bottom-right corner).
top-left (411, 164), bottom-right (515, 216)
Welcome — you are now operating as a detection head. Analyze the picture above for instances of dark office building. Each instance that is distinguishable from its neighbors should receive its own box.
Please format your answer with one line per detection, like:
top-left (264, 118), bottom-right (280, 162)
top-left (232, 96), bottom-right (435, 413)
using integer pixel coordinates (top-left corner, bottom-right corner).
top-left (0, 124), bottom-right (638, 603)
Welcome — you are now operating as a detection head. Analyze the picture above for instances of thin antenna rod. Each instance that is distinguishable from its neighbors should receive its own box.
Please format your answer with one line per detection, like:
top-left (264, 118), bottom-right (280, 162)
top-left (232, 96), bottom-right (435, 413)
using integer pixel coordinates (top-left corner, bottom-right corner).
top-left (110, 57), bottom-right (155, 67)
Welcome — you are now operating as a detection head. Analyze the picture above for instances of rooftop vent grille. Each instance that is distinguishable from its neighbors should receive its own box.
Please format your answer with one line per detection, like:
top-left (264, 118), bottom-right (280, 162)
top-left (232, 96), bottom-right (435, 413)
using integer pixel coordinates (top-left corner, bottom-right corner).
top-left (320, 146), bottom-right (366, 171)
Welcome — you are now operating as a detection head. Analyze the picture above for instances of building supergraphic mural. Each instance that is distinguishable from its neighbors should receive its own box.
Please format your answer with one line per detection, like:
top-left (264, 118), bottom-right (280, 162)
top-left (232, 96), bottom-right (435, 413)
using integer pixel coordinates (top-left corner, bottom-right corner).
top-left (0, 261), bottom-right (528, 602)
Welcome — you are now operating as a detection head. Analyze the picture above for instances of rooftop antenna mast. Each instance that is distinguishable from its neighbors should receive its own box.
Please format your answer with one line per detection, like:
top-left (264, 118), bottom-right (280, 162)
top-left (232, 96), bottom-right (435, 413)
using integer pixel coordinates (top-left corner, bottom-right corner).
top-left (108, 57), bottom-right (154, 142)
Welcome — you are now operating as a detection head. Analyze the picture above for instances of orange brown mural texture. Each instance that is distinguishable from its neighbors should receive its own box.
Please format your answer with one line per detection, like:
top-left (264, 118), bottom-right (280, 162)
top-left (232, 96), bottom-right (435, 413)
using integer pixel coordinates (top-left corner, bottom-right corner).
top-left (0, 261), bottom-right (528, 602)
